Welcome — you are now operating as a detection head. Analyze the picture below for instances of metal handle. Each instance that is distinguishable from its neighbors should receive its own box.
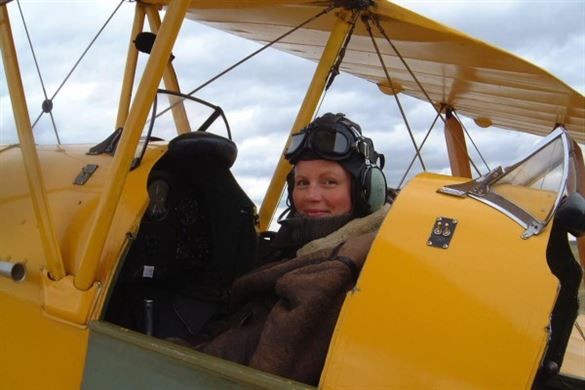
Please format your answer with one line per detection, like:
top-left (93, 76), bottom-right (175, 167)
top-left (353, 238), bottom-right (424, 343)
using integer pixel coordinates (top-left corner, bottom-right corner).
top-left (143, 299), bottom-right (154, 336)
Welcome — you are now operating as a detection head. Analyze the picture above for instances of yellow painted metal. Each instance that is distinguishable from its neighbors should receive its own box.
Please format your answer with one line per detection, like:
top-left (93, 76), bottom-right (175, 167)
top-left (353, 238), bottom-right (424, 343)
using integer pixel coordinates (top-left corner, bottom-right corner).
top-left (444, 109), bottom-right (472, 178)
top-left (181, 0), bottom-right (584, 142)
top-left (0, 285), bottom-right (89, 388)
top-left (75, 0), bottom-right (190, 291)
top-left (258, 9), bottom-right (355, 231)
top-left (42, 271), bottom-right (100, 326)
top-left (0, 142), bottom-right (163, 387)
top-left (115, 2), bottom-right (146, 130)
top-left (0, 5), bottom-right (65, 280)
top-left (145, 5), bottom-right (191, 135)
top-left (321, 173), bottom-right (558, 389)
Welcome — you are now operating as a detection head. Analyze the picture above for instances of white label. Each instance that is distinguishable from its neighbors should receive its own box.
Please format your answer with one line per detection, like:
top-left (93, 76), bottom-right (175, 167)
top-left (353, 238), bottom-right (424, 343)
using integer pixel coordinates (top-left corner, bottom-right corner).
top-left (142, 265), bottom-right (155, 278)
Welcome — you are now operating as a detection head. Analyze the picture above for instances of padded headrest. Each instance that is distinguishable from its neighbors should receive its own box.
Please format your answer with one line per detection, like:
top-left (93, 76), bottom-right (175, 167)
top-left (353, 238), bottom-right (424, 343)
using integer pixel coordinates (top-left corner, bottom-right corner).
top-left (168, 132), bottom-right (237, 169)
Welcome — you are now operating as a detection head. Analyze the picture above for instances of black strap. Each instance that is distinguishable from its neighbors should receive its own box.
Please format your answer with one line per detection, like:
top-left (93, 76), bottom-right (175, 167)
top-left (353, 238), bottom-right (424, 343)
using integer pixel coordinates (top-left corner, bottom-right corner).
top-left (328, 242), bottom-right (359, 283)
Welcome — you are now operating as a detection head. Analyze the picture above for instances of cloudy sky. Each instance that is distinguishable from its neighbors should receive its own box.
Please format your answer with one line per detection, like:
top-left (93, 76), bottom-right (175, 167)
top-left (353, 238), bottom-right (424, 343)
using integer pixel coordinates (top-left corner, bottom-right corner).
top-left (1, 0), bottom-right (584, 212)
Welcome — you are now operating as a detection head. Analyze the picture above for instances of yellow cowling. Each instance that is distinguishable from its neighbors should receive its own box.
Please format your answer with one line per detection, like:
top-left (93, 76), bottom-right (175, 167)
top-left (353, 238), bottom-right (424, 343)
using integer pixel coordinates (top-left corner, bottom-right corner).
top-left (0, 144), bottom-right (165, 388)
top-left (321, 172), bottom-right (558, 389)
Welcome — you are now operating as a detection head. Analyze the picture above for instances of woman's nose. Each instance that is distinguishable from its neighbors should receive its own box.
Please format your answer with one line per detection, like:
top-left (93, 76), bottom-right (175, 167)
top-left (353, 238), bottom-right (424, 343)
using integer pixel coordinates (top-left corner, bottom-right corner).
top-left (306, 184), bottom-right (322, 200)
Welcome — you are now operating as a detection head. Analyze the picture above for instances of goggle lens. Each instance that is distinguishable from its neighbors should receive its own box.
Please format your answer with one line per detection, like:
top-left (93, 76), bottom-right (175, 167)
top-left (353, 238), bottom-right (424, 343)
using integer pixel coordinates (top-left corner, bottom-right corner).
top-left (285, 128), bottom-right (354, 162)
top-left (312, 129), bottom-right (351, 158)
top-left (285, 133), bottom-right (306, 157)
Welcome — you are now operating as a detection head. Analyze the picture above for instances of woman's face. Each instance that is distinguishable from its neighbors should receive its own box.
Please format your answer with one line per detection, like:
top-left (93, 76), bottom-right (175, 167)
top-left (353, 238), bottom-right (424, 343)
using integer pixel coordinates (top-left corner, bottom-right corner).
top-left (292, 160), bottom-right (352, 217)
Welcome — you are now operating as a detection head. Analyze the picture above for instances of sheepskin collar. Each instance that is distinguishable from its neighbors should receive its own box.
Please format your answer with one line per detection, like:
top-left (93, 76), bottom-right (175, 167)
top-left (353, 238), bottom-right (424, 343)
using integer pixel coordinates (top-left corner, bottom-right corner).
top-left (296, 203), bottom-right (391, 257)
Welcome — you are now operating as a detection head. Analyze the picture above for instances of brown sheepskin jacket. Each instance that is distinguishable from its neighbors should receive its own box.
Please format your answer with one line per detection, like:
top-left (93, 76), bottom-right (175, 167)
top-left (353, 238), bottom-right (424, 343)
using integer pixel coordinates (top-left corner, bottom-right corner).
top-left (198, 205), bottom-right (389, 385)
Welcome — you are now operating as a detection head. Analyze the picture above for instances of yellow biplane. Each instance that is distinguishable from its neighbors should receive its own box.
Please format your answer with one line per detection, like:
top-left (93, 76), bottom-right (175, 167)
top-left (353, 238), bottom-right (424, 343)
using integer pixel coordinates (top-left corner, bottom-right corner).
top-left (1, 0), bottom-right (584, 389)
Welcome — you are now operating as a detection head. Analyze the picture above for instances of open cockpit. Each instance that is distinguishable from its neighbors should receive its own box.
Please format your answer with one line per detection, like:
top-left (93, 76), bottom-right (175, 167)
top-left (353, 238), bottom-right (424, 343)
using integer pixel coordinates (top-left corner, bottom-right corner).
top-left (105, 106), bottom-right (259, 344)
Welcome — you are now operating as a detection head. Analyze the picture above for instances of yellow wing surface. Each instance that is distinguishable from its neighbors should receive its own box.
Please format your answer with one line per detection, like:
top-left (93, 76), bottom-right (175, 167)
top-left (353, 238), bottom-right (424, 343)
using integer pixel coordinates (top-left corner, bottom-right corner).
top-left (140, 0), bottom-right (585, 142)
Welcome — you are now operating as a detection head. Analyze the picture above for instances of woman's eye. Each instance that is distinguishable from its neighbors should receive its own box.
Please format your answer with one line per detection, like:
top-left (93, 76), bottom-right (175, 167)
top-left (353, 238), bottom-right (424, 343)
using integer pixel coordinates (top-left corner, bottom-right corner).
top-left (323, 179), bottom-right (338, 186)
top-left (295, 179), bottom-right (309, 187)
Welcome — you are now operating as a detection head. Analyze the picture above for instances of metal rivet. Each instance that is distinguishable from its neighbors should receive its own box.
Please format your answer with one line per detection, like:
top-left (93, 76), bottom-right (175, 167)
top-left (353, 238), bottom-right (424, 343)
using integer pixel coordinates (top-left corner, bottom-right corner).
top-left (442, 244), bottom-right (449, 249)
top-left (427, 241), bottom-right (432, 246)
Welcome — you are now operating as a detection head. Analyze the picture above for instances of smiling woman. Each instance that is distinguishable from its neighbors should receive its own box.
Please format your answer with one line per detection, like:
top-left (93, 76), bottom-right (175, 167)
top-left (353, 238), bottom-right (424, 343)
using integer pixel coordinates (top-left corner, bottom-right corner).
top-left (192, 112), bottom-right (392, 385)
top-left (292, 159), bottom-right (352, 217)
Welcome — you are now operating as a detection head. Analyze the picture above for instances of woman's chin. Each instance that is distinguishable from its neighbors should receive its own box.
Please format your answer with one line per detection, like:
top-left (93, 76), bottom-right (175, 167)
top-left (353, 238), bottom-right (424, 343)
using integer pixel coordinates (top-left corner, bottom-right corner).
top-left (303, 211), bottom-right (330, 218)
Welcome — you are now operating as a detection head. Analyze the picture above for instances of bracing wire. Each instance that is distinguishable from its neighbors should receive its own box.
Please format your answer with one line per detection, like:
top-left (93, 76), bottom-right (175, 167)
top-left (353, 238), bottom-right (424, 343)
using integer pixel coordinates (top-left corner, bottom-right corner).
top-left (363, 17), bottom-right (426, 171)
top-left (16, 0), bottom-right (60, 144)
top-left (324, 9), bottom-right (359, 92)
top-left (316, 9), bottom-right (360, 119)
top-left (27, 0), bottom-right (125, 134)
top-left (154, 5), bottom-right (336, 120)
top-left (369, 15), bottom-right (483, 177)
top-left (49, 0), bottom-right (125, 101)
top-left (398, 109), bottom-right (443, 188)
top-left (453, 110), bottom-right (491, 172)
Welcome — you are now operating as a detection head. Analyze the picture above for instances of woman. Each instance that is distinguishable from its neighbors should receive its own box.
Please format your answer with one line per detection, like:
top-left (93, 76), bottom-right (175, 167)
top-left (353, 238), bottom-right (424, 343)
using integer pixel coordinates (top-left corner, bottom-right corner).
top-left (198, 113), bottom-right (391, 385)
top-left (266, 112), bottom-right (389, 260)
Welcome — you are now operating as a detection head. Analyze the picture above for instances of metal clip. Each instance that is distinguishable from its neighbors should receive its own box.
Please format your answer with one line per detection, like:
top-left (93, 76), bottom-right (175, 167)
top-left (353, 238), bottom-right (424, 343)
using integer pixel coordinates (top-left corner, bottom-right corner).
top-left (73, 164), bottom-right (98, 185)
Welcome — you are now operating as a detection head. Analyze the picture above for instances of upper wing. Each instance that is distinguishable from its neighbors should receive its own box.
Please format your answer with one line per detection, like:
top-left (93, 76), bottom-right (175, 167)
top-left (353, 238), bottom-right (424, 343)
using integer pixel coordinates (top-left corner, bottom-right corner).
top-left (156, 0), bottom-right (584, 142)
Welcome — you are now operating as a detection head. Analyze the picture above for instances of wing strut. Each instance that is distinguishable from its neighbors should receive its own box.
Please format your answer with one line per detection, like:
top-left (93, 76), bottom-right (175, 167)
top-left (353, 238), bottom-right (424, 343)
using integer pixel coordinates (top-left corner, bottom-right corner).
top-left (258, 8), bottom-right (361, 230)
top-left (75, 0), bottom-right (192, 291)
top-left (115, 2), bottom-right (146, 132)
top-left (145, 5), bottom-right (191, 135)
top-left (0, 4), bottom-right (65, 279)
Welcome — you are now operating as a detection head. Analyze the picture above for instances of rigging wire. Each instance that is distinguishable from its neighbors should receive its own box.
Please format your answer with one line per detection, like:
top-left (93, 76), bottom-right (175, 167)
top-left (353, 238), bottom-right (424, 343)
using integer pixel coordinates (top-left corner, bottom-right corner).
top-left (16, 0), bottom-right (60, 144)
top-left (315, 9), bottom-right (360, 119)
top-left (324, 9), bottom-right (359, 92)
top-left (154, 5), bottom-right (336, 120)
top-left (28, 0), bottom-right (125, 132)
top-left (369, 15), bottom-right (483, 177)
top-left (453, 110), bottom-right (492, 172)
top-left (398, 109), bottom-right (443, 188)
top-left (363, 17), bottom-right (426, 171)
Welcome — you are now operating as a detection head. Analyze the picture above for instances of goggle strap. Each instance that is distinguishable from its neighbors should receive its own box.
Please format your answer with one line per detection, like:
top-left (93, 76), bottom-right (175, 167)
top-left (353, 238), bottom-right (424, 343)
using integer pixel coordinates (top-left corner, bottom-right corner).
top-left (378, 153), bottom-right (385, 169)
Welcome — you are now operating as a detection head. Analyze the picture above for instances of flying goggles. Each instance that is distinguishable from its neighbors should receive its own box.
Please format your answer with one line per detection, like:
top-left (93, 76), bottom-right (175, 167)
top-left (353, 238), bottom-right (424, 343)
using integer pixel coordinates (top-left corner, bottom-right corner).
top-left (284, 116), bottom-right (383, 168)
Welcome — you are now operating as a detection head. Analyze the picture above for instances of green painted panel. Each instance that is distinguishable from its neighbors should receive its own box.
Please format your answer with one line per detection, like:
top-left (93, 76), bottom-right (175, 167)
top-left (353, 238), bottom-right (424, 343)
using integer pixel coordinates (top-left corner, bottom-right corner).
top-left (82, 321), bottom-right (314, 390)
